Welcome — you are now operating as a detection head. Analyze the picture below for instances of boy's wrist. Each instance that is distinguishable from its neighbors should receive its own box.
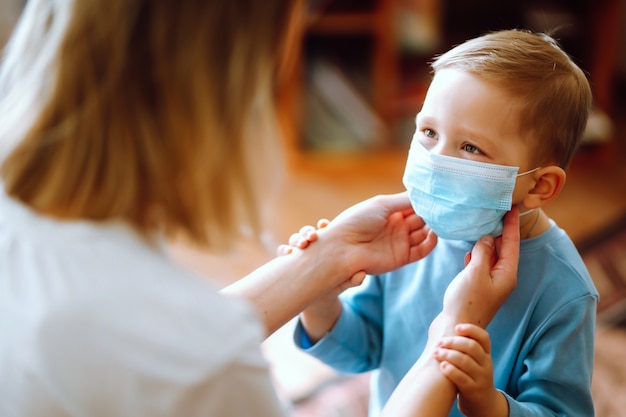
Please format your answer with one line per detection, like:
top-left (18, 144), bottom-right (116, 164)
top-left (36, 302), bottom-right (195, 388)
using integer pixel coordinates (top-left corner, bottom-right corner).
top-left (300, 296), bottom-right (342, 343)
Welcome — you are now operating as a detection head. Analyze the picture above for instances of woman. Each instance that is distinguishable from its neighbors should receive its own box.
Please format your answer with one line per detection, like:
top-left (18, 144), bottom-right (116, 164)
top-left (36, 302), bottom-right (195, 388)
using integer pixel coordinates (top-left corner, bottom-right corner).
top-left (0, 0), bottom-right (519, 416)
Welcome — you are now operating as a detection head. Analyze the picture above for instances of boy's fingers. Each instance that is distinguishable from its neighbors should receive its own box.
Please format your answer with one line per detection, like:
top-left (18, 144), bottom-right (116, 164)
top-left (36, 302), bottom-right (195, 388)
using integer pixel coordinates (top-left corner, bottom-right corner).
top-left (454, 324), bottom-right (492, 354)
top-left (288, 233), bottom-right (309, 249)
top-left (317, 218), bottom-right (330, 229)
top-left (276, 244), bottom-right (293, 256)
top-left (299, 225), bottom-right (317, 241)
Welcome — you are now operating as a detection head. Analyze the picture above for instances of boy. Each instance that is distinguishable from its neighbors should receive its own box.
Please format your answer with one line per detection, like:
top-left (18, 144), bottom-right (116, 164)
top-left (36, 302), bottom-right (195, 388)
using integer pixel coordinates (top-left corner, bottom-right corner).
top-left (293, 30), bottom-right (598, 417)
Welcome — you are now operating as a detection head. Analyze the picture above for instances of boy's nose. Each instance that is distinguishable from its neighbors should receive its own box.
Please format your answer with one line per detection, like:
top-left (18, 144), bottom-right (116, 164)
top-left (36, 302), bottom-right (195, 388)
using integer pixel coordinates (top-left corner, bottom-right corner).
top-left (429, 142), bottom-right (455, 158)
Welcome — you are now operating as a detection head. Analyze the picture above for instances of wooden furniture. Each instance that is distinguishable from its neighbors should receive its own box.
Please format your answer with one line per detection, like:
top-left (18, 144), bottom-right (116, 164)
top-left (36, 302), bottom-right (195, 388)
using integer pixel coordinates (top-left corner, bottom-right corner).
top-left (276, 0), bottom-right (441, 156)
top-left (276, 0), bottom-right (623, 157)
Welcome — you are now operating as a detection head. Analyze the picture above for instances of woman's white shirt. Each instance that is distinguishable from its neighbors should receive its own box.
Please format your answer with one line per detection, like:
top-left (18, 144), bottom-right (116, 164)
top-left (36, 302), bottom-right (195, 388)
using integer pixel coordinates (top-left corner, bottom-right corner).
top-left (0, 190), bottom-right (286, 417)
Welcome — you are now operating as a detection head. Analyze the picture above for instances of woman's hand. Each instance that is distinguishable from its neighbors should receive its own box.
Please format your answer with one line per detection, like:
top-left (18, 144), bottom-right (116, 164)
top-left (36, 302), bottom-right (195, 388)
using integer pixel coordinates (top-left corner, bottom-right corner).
top-left (439, 206), bottom-right (520, 329)
top-left (278, 192), bottom-right (438, 281)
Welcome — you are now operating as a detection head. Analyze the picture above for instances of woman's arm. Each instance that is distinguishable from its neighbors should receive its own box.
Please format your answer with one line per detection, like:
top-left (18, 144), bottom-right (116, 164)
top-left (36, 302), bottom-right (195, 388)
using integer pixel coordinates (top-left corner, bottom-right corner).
top-left (221, 192), bottom-right (437, 336)
top-left (382, 207), bottom-right (520, 417)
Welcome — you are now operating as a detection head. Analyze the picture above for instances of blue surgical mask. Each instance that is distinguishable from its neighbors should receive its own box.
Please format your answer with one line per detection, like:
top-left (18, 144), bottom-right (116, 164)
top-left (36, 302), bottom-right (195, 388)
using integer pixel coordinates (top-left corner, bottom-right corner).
top-left (402, 140), bottom-right (538, 241)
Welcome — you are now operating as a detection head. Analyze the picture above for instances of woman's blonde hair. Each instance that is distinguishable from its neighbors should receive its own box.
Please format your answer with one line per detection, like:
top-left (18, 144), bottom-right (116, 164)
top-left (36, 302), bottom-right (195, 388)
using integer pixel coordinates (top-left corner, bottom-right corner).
top-left (0, 0), bottom-right (295, 249)
top-left (432, 29), bottom-right (592, 168)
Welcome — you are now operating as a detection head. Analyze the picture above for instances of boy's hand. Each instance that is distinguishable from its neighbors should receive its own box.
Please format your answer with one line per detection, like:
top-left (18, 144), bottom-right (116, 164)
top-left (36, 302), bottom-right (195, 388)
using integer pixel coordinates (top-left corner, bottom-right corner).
top-left (276, 219), bottom-right (329, 256)
top-left (433, 324), bottom-right (508, 417)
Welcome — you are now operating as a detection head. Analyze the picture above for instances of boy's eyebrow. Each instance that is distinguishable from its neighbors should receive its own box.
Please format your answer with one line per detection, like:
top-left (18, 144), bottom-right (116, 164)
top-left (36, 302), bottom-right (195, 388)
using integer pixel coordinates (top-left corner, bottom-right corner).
top-left (417, 114), bottom-right (493, 144)
top-left (417, 113), bottom-right (499, 156)
top-left (456, 127), bottom-right (500, 157)
top-left (456, 126), bottom-right (493, 144)
top-left (415, 114), bottom-right (435, 126)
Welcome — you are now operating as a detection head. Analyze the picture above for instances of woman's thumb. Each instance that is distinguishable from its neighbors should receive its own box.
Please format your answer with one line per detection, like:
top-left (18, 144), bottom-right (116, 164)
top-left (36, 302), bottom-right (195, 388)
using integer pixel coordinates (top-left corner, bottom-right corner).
top-left (468, 235), bottom-right (496, 270)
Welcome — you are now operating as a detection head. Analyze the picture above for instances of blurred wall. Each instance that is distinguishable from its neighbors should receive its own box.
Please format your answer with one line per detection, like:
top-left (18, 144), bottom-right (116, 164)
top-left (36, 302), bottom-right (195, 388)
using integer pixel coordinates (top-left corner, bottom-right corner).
top-left (620, 0), bottom-right (626, 75)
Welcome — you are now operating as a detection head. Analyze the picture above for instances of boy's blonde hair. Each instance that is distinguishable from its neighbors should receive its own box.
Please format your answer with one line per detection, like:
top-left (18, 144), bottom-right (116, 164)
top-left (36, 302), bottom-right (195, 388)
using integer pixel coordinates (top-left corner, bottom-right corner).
top-left (0, 0), bottom-right (295, 249)
top-left (432, 29), bottom-right (592, 168)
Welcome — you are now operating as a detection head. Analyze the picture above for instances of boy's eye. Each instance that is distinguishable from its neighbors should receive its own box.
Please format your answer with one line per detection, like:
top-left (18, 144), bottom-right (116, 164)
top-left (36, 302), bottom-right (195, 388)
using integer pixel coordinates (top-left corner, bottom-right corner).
top-left (423, 128), bottom-right (437, 139)
top-left (462, 143), bottom-right (482, 154)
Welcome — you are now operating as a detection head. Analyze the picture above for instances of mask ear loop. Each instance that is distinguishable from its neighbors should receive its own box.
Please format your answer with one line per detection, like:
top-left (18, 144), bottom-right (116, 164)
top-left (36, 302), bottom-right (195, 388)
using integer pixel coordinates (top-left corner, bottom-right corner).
top-left (516, 167), bottom-right (543, 237)
top-left (523, 210), bottom-right (542, 239)
top-left (517, 166), bottom-right (542, 177)
top-left (519, 207), bottom-right (537, 217)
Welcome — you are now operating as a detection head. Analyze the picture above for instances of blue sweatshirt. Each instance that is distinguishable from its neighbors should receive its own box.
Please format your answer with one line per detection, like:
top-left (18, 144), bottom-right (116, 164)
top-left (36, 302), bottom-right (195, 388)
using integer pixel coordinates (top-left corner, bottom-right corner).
top-left (295, 221), bottom-right (598, 417)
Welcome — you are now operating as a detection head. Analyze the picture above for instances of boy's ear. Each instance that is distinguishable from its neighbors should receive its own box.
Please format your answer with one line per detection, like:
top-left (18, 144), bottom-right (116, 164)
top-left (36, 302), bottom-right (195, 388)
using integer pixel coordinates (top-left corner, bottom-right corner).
top-left (522, 166), bottom-right (566, 208)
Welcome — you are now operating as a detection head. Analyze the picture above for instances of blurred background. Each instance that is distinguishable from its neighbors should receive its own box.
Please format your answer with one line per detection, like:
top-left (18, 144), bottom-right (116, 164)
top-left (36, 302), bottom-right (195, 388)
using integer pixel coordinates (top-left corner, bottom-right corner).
top-left (264, 0), bottom-right (626, 263)
top-left (277, 0), bottom-right (623, 152)
top-left (2, 0), bottom-right (626, 415)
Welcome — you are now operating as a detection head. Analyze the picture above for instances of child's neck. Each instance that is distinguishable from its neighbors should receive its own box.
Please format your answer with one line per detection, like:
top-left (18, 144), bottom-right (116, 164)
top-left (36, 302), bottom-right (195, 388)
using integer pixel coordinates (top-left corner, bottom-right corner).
top-left (520, 208), bottom-right (548, 240)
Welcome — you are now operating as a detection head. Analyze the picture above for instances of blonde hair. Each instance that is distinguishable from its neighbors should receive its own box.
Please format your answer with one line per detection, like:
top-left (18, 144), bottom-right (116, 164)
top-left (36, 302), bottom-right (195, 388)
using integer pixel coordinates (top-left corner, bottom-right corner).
top-left (0, 0), bottom-right (295, 249)
top-left (432, 29), bottom-right (592, 168)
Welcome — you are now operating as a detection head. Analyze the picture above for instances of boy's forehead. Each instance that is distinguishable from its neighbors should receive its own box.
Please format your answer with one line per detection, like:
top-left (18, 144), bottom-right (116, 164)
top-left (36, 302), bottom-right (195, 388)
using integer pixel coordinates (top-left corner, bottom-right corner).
top-left (427, 69), bottom-right (511, 102)
top-left (422, 69), bottom-right (525, 131)
top-left (419, 69), bottom-right (534, 165)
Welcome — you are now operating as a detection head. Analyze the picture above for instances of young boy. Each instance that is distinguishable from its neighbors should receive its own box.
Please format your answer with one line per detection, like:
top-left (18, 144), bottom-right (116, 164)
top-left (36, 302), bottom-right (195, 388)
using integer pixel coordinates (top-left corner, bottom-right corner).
top-left (293, 29), bottom-right (598, 417)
